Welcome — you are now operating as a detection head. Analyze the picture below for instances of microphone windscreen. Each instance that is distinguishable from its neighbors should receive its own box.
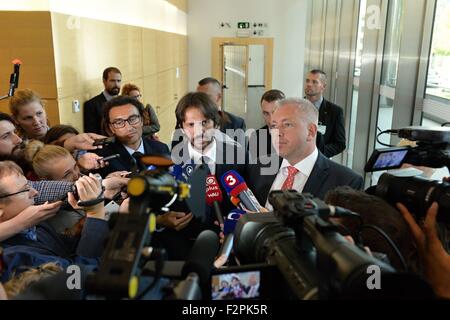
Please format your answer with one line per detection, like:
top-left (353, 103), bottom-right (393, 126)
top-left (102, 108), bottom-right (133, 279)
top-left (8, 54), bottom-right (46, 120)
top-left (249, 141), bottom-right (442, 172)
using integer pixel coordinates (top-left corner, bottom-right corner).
top-left (205, 174), bottom-right (223, 205)
top-left (181, 230), bottom-right (219, 285)
top-left (220, 170), bottom-right (247, 195)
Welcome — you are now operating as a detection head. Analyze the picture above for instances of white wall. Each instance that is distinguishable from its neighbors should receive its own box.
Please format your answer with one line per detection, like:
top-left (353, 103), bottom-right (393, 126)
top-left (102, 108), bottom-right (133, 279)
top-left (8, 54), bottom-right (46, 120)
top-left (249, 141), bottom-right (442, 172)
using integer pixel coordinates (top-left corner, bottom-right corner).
top-left (187, 0), bottom-right (307, 97)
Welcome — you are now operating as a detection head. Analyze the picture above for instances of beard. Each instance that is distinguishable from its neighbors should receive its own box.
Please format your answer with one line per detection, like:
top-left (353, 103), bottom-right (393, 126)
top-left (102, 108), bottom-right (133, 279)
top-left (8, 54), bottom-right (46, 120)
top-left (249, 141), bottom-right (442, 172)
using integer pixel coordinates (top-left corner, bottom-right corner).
top-left (107, 87), bottom-right (120, 96)
top-left (0, 142), bottom-right (32, 174)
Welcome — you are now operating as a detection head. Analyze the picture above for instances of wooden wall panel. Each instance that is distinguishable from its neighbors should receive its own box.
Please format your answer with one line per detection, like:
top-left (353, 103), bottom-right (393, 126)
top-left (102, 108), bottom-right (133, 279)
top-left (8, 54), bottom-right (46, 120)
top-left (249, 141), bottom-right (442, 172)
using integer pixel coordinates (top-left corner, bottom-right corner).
top-left (0, 11), bottom-right (58, 123)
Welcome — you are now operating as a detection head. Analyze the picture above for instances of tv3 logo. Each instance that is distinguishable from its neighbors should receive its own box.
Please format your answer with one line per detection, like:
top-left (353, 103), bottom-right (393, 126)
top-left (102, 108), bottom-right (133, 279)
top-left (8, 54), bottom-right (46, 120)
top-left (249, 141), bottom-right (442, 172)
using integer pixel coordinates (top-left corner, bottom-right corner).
top-left (224, 173), bottom-right (238, 187)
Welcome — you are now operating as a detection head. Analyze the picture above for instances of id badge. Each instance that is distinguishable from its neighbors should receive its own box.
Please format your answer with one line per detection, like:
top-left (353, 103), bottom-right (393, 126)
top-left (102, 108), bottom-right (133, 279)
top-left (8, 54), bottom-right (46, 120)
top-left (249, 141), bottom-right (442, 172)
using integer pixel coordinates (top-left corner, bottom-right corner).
top-left (318, 124), bottom-right (327, 135)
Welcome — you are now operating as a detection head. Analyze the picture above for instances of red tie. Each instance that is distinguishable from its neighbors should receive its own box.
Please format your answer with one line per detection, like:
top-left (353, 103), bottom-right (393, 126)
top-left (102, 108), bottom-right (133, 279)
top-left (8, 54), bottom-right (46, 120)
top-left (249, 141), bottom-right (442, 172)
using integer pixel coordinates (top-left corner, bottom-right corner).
top-left (281, 166), bottom-right (299, 190)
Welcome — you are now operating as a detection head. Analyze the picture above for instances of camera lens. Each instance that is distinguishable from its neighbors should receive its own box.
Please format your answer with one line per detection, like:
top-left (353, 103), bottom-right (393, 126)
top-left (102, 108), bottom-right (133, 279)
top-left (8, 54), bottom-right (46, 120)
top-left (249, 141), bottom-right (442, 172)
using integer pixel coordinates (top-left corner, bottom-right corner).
top-left (376, 173), bottom-right (450, 223)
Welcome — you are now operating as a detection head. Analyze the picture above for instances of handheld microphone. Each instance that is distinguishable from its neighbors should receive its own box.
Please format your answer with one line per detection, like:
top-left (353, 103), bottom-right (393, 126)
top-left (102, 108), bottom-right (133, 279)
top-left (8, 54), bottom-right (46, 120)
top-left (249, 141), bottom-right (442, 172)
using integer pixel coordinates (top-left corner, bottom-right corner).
top-left (205, 174), bottom-right (225, 228)
top-left (9, 59), bottom-right (21, 97)
top-left (223, 208), bottom-right (246, 235)
top-left (170, 162), bottom-right (197, 182)
top-left (178, 230), bottom-right (219, 299)
top-left (220, 170), bottom-right (263, 212)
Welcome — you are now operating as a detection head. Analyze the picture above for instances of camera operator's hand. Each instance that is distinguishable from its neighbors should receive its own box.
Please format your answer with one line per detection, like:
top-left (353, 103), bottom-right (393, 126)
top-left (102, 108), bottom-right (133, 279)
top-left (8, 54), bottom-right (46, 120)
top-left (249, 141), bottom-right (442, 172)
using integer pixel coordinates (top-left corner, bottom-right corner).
top-left (102, 176), bottom-right (129, 200)
top-left (63, 133), bottom-right (107, 152)
top-left (119, 197), bottom-right (130, 214)
top-left (156, 211), bottom-right (193, 231)
top-left (68, 174), bottom-right (105, 220)
top-left (77, 152), bottom-right (108, 171)
top-left (397, 202), bottom-right (450, 299)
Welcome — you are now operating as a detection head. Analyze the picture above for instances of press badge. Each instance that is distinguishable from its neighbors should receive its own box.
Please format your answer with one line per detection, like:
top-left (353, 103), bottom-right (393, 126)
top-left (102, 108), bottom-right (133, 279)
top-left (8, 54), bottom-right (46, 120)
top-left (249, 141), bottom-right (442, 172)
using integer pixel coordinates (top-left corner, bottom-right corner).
top-left (318, 124), bottom-right (327, 135)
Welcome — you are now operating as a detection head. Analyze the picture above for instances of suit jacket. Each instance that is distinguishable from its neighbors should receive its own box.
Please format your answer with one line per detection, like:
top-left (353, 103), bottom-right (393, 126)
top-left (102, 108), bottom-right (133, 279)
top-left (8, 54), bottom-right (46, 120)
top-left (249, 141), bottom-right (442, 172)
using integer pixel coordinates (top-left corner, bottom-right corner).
top-left (318, 98), bottom-right (346, 158)
top-left (95, 137), bottom-right (170, 177)
top-left (221, 111), bottom-right (246, 132)
top-left (153, 139), bottom-right (248, 260)
top-left (246, 151), bottom-right (363, 205)
top-left (248, 125), bottom-right (325, 160)
top-left (83, 92), bottom-right (107, 134)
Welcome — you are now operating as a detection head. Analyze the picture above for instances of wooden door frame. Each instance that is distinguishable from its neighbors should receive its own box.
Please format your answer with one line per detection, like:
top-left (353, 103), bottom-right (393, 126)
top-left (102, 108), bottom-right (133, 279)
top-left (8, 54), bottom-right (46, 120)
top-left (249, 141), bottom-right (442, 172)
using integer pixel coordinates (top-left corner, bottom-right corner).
top-left (211, 37), bottom-right (274, 90)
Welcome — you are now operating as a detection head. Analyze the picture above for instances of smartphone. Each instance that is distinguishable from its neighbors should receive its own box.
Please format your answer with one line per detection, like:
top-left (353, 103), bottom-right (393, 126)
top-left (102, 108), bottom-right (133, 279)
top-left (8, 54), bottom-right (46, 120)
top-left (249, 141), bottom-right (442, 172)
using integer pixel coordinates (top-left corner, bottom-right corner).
top-left (93, 137), bottom-right (115, 146)
top-left (99, 154), bottom-right (120, 162)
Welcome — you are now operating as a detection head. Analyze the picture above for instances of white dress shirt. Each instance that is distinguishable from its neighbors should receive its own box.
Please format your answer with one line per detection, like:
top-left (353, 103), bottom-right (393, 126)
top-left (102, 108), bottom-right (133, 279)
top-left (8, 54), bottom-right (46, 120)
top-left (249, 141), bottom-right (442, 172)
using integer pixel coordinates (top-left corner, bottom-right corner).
top-left (124, 139), bottom-right (145, 156)
top-left (187, 139), bottom-right (217, 175)
top-left (265, 148), bottom-right (319, 210)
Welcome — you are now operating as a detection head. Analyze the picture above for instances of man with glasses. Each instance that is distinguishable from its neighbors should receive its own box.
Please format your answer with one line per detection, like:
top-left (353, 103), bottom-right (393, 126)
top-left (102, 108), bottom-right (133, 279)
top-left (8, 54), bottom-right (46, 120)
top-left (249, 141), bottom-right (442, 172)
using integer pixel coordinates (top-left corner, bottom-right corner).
top-left (95, 96), bottom-right (170, 177)
top-left (0, 161), bottom-right (109, 282)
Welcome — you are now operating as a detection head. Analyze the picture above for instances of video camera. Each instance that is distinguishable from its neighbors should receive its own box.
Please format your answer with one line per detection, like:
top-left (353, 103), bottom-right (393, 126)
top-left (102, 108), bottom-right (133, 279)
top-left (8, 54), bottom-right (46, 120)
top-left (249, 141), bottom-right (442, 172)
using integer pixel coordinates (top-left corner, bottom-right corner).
top-left (86, 155), bottom-right (209, 299)
top-left (365, 126), bottom-right (450, 223)
top-left (211, 190), bottom-right (432, 300)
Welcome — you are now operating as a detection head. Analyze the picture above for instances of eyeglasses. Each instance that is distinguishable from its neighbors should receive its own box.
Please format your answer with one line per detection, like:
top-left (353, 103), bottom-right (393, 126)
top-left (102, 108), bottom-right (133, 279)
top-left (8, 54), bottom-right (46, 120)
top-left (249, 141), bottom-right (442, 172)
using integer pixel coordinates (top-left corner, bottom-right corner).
top-left (110, 114), bottom-right (141, 129)
top-left (0, 184), bottom-right (31, 199)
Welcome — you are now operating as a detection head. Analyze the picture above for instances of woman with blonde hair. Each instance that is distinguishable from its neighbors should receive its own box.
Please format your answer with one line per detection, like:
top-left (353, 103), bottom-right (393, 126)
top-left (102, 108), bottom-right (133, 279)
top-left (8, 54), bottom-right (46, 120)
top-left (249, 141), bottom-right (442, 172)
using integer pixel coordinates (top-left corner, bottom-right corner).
top-left (9, 89), bottom-right (50, 141)
top-left (121, 83), bottom-right (160, 139)
top-left (24, 140), bottom-right (81, 181)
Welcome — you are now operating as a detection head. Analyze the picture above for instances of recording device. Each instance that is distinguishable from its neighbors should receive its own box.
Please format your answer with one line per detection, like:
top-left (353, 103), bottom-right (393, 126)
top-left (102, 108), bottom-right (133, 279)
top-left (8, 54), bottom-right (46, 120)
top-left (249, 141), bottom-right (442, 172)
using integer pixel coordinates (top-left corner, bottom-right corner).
top-left (86, 155), bottom-right (208, 299)
top-left (98, 153), bottom-right (120, 162)
top-left (0, 59), bottom-right (21, 101)
top-left (228, 190), bottom-right (432, 299)
top-left (93, 136), bottom-right (115, 146)
top-left (224, 208), bottom-right (246, 235)
top-left (365, 126), bottom-right (450, 172)
top-left (374, 173), bottom-right (450, 223)
top-left (221, 170), bottom-right (263, 212)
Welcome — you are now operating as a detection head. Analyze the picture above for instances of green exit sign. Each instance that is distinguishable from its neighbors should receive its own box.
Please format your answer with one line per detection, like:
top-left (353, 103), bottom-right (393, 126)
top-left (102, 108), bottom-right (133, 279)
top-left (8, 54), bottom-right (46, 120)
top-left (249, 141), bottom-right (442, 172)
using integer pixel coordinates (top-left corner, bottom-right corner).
top-left (237, 22), bottom-right (250, 29)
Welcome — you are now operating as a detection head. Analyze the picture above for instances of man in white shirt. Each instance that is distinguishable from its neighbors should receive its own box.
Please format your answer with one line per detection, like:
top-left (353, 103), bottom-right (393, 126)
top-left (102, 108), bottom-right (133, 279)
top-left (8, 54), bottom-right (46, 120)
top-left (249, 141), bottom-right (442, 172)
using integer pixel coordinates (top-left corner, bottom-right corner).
top-left (246, 98), bottom-right (363, 207)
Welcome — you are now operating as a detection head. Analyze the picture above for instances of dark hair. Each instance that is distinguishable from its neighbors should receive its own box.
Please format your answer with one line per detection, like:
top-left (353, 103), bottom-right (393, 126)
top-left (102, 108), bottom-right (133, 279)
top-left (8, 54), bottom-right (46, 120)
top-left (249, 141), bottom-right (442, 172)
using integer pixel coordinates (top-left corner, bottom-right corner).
top-left (0, 112), bottom-right (14, 124)
top-left (175, 92), bottom-right (221, 129)
top-left (102, 96), bottom-right (145, 135)
top-left (198, 77), bottom-right (221, 87)
top-left (309, 69), bottom-right (327, 84)
top-left (324, 186), bottom-right (419, 273)
top-left (260, 89), bottom-right (285, 104)
top-left (43, 125), bottom-right (79, 145)
top-left (102, 67), bottom-right (122, 81)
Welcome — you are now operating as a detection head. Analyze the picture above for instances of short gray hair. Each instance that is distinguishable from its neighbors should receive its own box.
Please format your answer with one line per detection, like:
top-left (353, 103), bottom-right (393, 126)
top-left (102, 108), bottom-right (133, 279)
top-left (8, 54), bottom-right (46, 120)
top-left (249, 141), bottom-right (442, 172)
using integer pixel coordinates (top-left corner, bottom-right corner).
top-left (277, 98), bottom-right (318, 125)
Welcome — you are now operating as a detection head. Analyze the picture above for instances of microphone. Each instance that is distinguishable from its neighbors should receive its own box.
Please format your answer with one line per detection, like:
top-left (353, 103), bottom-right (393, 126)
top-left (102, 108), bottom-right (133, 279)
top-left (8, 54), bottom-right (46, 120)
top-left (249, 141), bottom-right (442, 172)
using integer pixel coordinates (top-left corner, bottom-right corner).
top-left (9, 59), bottom-right (21, 97)
top-left (220, 170), bottom-right (264, 212)
top-left (178, 230), bottom-right (219, 299)
top-left (170, 162), bottom-right (197, 182)
top-left (205, 174), bottom-right (225, 228)
top-left (223, 208), bottom-right (246, 235)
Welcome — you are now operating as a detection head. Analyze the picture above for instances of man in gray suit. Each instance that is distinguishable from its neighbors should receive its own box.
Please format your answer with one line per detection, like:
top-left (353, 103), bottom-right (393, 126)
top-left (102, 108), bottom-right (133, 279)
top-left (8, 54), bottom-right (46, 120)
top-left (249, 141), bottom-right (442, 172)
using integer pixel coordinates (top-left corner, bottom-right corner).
top-left (246, 98), bottom-right (363, 208)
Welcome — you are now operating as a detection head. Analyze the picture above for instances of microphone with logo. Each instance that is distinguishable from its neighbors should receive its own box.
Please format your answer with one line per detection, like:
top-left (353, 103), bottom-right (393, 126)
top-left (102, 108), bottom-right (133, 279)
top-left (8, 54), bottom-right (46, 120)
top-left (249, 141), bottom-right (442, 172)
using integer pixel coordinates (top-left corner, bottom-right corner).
top-left (172, 230), bottom-right (219, 300)
top-left (205, 175), bottom-right (225, 229)
top-left (220, 170), bottom-right (264, 212)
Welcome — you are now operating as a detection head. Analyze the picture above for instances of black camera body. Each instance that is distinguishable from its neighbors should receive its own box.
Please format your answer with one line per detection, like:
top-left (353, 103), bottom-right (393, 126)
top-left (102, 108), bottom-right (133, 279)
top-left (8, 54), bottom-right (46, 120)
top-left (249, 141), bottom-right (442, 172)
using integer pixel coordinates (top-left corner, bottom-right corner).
top-left (224, 191), bottom-right (431, 300)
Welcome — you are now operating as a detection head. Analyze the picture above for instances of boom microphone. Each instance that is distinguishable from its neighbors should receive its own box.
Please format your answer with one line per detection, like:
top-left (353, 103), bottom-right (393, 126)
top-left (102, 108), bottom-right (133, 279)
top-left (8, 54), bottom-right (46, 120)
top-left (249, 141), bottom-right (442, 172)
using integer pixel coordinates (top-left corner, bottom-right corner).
top-left (220, 170), bottom-right (263, 212)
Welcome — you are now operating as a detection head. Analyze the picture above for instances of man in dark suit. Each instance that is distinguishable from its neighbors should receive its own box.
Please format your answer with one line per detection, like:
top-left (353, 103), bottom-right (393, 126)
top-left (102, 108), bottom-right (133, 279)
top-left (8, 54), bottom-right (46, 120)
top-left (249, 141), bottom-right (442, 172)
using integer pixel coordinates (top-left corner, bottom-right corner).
top-left (83, 67), bottom-right (122, 134)
top-left (305, 69), bottom-right (346, 158)
top-left (197, 77), bottom-right (246, 133)
top-left (158, 92), bottom-right (247, 260)
top-left (94, 96), bottom-right (170, 178)
top-left (248, 89), bottom-right (324, 160)
top-left (246, 98), bottom-right (363, 208)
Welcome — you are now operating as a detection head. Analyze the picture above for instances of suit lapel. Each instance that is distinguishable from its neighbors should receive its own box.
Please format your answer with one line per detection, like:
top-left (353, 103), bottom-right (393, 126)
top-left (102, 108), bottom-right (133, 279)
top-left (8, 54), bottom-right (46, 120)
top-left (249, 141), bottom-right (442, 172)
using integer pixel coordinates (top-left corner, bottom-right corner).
top-left (303, 152), bottom-right (329, 196)
top-left (112, 142), bottom-right (134, 169)
top-left (256, 155), bottom-right (281, 204)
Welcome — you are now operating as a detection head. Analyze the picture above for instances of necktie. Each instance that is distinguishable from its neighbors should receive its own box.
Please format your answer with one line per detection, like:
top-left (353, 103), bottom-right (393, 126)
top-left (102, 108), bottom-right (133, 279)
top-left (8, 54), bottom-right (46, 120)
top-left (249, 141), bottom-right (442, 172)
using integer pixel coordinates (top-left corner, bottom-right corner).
top-left (132, 151), bottom-right (146, 172)
top-left (281, 166), bottom-right (299, 190)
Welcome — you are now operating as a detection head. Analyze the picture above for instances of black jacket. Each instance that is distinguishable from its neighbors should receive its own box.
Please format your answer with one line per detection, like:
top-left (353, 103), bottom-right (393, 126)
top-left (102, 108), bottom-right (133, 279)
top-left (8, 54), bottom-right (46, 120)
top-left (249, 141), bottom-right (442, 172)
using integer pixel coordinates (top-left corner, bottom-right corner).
top-left (94, 137), bottom-right (170, 177)
top-left (221, 111), bottom-right (246, 132)
top-left (83, 93), bottom-right (107, 134)
top-left (318, 99), bottom-right (346, 158)
top-left (246, 152), bottom-right (363, 204)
